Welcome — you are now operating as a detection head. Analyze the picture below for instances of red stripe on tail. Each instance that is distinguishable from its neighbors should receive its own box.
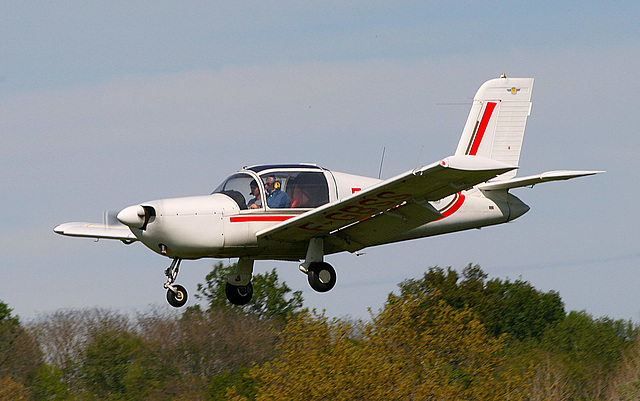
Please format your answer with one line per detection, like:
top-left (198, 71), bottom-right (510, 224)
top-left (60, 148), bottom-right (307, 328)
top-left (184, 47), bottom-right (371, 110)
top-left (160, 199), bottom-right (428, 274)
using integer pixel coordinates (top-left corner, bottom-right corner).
top-left (469, 102), bottom-right (497, 156)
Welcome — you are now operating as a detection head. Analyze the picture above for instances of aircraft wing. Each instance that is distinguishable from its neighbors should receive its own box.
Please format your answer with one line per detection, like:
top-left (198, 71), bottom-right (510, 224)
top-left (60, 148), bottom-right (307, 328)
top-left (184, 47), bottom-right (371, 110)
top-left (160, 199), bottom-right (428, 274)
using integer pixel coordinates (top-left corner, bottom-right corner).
top-left (54, 222), bottom-right (138, 241)
top-left (256, 155), bottom-right (516, 252)
top-left (477, 170), bottom-right (604, 191)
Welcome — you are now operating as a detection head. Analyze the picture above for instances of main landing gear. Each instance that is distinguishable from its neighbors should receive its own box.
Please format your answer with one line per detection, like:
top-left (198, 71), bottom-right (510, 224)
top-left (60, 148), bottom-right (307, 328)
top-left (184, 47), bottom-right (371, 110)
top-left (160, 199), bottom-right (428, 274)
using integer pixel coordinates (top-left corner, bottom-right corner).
top-left (299, 237), bottom-right (337, 293)
top-left (164, 258), bottom-right (188, 308)
top-left (225, 258), bottom-right (254, 306)
top-left (305, 261), bottom-right (337, 292)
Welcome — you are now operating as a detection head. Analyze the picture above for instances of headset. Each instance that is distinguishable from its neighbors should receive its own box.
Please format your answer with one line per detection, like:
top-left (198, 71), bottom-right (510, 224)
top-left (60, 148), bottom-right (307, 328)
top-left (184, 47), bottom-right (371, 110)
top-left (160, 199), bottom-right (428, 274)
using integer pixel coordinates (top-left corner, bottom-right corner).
top-left (265, 175), bottom-right (282, 191)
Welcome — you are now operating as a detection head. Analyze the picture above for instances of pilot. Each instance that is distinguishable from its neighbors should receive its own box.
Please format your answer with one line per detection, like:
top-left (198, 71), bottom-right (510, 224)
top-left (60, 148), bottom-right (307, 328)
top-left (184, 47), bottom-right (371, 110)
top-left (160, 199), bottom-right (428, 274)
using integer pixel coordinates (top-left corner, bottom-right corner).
top-left (264, 175), bottom-right (291, 208)
top-left (247, 180), bottom-right (262, 209)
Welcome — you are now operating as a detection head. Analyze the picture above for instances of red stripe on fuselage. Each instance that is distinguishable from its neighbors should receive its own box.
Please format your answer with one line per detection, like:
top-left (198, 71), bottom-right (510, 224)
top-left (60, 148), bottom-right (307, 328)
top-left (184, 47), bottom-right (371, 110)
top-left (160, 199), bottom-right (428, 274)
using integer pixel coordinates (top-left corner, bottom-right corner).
top-left (436, 192), bottom-right (465, 220)
top-left (468, 102), bottom-right (497, 156)
top-left (230, 215), bottom-right (295, 223)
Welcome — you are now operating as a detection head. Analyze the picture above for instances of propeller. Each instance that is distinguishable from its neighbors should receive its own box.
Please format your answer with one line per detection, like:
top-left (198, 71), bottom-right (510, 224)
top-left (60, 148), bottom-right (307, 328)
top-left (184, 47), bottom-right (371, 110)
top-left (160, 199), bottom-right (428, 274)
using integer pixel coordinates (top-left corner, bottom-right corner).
top-left (103, 210), bottom-right (122, 228)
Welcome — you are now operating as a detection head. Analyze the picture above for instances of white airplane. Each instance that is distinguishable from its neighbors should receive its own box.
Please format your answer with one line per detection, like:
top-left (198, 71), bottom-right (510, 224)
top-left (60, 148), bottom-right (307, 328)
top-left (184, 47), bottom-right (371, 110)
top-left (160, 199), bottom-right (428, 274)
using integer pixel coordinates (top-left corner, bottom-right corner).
top-left (55, 76), bottom-right (602, 308)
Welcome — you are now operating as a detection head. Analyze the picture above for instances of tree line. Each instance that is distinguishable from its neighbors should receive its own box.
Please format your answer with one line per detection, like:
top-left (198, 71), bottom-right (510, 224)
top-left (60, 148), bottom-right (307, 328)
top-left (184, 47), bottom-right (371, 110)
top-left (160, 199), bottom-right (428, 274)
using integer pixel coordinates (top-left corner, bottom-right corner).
top-left (2, 263), bottom-right (640, 400)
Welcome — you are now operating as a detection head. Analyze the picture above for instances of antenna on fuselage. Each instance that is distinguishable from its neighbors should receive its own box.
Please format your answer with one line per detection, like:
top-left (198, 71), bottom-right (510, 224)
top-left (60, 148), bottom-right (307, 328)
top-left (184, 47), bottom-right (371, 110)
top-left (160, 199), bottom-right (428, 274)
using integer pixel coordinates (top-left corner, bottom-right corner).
top-left (378, 147), bottom-right (386, 179)
top-left (415, 145), bottom-right (424, 169)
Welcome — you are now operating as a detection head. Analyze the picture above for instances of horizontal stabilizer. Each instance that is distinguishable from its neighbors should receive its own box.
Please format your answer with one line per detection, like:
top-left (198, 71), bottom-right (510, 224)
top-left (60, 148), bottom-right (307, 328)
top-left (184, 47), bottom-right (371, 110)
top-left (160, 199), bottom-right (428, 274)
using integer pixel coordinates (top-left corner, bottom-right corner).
top-left (477, 170), bottom-right (604, 191)
top-left (54, 222), bottom-right (137, 241)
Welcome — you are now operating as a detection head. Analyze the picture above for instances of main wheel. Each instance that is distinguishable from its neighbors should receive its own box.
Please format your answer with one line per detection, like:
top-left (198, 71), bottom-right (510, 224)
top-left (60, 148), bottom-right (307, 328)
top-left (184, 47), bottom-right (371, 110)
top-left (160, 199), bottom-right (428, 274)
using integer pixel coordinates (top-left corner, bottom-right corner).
top-left (307, 261), bottom-right (336, 292)
top-left (166, 284), bottom-right (188, 308)
top-left (225, 282), bottom-right (253, 305)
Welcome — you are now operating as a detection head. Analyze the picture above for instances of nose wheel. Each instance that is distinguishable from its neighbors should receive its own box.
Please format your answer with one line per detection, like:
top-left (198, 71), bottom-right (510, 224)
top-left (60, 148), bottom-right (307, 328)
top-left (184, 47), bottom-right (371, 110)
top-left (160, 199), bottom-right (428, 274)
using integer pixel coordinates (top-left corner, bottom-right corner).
top-left (163, 258), bottom-right (188, 308)
top-left (166, 284), bottom-right (188, 307)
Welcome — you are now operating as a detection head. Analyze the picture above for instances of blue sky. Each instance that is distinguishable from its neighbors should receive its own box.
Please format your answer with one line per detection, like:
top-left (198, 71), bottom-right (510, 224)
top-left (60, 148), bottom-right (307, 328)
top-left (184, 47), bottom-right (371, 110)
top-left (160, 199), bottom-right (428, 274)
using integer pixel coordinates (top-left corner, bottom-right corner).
top-left (2, 2), bottom-right (639, 321)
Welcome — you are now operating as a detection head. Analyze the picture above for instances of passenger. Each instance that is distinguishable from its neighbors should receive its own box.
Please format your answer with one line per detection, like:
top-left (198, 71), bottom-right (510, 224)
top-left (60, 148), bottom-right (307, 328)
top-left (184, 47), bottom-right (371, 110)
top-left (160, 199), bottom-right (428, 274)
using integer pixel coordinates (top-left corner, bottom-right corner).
top-left (264, 175), bottom-right (291, 208)
top-left (247, 180), bottom-right (262, 209)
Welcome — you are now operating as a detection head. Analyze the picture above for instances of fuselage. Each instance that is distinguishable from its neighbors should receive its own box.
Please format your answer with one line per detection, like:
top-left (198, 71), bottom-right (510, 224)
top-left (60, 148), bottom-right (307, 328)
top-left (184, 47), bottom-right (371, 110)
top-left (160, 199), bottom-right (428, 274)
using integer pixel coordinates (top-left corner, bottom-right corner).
top-left (118, 164), bottom-right (529, 261)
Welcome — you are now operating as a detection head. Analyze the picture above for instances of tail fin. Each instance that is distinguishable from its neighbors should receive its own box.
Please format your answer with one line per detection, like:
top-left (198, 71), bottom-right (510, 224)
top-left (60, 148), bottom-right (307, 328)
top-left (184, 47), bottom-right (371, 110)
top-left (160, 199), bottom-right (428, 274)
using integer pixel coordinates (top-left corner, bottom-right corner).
top-left (455, 76), bottom-right (534, 180)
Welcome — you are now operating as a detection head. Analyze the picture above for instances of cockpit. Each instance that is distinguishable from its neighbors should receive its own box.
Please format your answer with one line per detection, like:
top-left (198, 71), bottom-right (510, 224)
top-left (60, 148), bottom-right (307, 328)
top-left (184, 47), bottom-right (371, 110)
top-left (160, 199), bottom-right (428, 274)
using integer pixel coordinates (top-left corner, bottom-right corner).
top-left (212, 164), bottom-right (331, 210)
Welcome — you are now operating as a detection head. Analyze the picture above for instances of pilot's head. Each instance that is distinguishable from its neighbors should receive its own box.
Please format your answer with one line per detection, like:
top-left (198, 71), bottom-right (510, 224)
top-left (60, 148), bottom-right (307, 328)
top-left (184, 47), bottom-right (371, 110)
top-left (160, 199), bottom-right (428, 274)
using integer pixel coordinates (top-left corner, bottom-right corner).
top-left (265, 175), bottom-right (280, 193)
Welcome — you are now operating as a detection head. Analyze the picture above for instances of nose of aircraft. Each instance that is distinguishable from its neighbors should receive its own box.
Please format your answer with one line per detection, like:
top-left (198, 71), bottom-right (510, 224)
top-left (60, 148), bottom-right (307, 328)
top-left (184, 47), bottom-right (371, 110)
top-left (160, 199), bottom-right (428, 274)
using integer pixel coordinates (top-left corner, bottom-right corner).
top-left (117, 205), bottom-right (146, 228)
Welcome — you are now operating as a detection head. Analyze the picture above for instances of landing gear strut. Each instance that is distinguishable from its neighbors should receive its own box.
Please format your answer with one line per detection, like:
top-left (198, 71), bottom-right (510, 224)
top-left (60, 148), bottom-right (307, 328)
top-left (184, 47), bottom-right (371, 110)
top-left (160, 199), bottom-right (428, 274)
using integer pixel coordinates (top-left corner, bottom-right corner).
top-left (164, 258), bottom-right (188, 308)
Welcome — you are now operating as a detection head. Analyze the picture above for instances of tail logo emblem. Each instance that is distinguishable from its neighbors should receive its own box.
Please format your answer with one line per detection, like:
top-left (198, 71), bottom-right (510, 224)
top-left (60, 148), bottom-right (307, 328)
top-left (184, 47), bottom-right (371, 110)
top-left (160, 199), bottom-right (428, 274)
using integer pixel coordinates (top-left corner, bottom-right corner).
top-left (508, 87), bottom-right (521, 95)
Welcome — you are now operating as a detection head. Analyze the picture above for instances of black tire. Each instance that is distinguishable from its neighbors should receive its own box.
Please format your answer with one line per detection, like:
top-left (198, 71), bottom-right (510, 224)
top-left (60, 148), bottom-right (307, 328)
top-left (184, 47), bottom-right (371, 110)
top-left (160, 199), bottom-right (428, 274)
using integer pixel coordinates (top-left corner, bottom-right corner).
top-left (166, 284), bottom-right (188, 308)
top-left (225, 282), bottom-right (253, 305)
top-left (307, 261), bottom-right (336, 292)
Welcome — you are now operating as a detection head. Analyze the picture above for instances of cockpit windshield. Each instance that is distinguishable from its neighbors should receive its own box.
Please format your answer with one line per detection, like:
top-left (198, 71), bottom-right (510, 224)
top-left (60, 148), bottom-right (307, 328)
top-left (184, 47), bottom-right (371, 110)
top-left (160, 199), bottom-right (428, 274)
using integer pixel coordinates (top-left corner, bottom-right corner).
top-left (212, 173), bottom-right (256, 210)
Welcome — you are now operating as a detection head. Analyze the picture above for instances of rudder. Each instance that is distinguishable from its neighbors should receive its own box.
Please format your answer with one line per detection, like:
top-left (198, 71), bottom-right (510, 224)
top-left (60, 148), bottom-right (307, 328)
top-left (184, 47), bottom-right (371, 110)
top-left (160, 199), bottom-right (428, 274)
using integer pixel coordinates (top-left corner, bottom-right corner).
top-left (455, 76), bottom-right (534, 180)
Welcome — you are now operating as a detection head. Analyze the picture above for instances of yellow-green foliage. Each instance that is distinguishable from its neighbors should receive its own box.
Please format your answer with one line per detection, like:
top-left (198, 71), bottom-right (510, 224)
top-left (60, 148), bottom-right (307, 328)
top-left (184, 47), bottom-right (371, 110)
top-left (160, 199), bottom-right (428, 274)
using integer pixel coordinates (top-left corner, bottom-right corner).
top-left (253, 300), bottom-right (531, 400)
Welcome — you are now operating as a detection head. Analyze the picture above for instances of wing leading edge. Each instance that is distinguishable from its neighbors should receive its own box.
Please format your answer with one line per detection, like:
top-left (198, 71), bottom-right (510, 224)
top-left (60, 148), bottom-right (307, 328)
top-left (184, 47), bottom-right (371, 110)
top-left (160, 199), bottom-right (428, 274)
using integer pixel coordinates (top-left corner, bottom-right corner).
top-left (256, 155), bottom-right (516, 251)
top-left (54, 222), bottom-right (138, 241)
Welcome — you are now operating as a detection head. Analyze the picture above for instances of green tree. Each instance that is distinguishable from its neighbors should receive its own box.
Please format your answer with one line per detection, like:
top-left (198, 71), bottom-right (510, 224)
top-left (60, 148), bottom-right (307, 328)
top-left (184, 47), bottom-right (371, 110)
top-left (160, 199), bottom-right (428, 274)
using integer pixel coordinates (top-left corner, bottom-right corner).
top-left (207, 367), bottom-right (257, 401)
top-left (537, 311), bottom-right (635, 399)
top-left (395, 264), bottom-right (565, 340)
top-left (29, 308), bottom-right (135, 396)
top-left (133, 306), bottom-right (277, 399)
top-left (196, 262), bottom-right (303, 321)
top-left (29, 364), bottom-right (69, 401)
top-left (80, 326), bottom-right (168, 400)
top-left (609, 334), bottom-right (640, 401)
top-left (0, 301), bottom-right (43, 389)
top-left (0, 302), bottom-right (19, 326)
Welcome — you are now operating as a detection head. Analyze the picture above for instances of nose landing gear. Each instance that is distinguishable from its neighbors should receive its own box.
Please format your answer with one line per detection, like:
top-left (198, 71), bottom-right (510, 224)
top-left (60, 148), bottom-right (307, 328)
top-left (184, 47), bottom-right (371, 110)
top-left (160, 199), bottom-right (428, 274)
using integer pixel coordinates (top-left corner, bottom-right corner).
top-left (166, 284), bottom-right (188, 308)
top-left (164, 258), bottom-right (188, 308)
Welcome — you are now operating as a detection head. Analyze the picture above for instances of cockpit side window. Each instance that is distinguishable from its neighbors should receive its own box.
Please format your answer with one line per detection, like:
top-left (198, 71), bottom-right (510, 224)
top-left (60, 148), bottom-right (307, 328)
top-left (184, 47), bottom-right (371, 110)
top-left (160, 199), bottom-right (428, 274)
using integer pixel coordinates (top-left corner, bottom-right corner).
top-left (286, 172), bottom-right (329, 208)
top-left (212, 173), bottom-right (259, 210)
top-left (260, 173), bottom-right (291, 209)
top-left (258, 171), bottom-right (329, 209)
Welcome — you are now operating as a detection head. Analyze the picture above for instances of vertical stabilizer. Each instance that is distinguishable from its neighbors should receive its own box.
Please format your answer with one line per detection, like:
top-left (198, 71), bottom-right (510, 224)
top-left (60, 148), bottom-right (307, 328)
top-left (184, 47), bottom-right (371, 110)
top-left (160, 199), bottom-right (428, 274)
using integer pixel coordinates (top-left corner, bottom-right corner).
top-left (455, 76), bottom-right (534, 180)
